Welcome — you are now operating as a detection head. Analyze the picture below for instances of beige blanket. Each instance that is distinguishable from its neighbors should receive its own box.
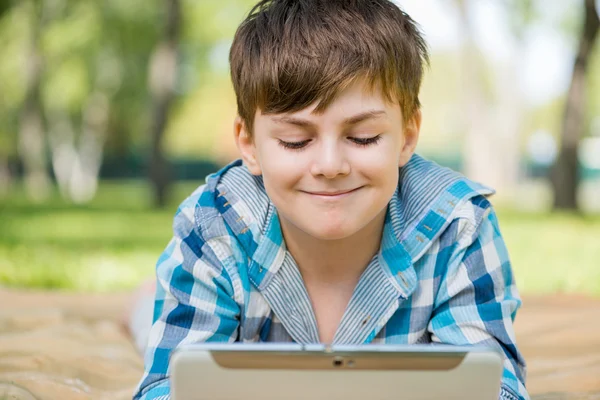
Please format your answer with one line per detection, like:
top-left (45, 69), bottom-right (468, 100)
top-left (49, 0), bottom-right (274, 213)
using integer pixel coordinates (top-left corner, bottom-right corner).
top-left (1, 289), bottom-right (599, 400)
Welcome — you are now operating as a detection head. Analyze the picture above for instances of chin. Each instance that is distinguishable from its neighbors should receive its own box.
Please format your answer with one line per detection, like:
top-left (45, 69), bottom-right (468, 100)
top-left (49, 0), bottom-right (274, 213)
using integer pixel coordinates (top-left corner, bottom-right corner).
top-left (304, 223), bottom-right (357, 241)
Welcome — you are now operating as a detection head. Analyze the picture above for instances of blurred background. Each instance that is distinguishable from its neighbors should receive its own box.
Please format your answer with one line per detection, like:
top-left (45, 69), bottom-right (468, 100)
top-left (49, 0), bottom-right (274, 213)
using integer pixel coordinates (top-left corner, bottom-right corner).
top-left (0, 0), bottom-right (599, 295)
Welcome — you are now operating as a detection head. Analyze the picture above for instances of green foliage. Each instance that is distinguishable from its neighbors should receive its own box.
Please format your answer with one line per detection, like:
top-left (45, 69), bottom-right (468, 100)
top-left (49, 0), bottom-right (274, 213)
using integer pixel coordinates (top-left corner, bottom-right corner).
top-left (0, 3), bottom-right (28, 141)
top-left (0, 0), bottom-right (262, 163)
top-left (43, 1), bottom-right (101, 57)
top-left (1, 0), bottom-right (599, 176)
top-left (505, 0), bottom-right (600, 148)
top-left (505, 0), bottom-right (537, 38)
top-left (165, 75), bottom-right (237, 158)
top-left (183, 0), bottom-right (255, 46)
top-left (164, 0), bottom-right (259, 158)
top-left (43, 56), bottom-right (90, 112)
top-left (1, 182), bottom-right (599, 295)
top-left (418, 51), bottom-right (463, 153)
top-left (0, 0), bottom-right (13, 17)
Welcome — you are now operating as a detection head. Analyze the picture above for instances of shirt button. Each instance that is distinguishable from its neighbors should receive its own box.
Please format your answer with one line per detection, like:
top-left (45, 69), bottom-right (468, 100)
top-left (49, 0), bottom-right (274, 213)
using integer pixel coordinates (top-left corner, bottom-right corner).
top-left (397, 272), bottom-right (409, 286)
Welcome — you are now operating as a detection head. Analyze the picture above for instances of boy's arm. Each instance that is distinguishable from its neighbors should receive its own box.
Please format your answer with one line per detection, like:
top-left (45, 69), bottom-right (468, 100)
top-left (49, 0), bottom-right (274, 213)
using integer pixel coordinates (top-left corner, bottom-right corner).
top-left (133, 195), bottom-right (240, 400)
top-left (428, 202), bottom-right (529, 400)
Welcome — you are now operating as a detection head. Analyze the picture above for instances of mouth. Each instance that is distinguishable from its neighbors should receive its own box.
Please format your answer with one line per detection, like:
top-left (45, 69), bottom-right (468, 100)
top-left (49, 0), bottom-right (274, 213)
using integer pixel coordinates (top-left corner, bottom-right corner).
top-left (303, 187), bottom-right (363, 198)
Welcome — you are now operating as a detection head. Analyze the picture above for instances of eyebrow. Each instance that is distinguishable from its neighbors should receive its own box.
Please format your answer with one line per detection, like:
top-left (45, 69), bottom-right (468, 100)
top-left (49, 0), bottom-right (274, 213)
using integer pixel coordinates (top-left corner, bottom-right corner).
top-left (271, 110), bottom-right (387, 128)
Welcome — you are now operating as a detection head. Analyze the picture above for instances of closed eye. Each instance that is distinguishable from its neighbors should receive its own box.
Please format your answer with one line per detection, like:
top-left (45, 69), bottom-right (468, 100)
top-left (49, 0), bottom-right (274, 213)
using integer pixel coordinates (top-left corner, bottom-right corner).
top-left (349, 135), bottom-right (382, 146)
top-left (277, 135), bottom-right (382, 151)
top-left (277, 139), bottom-right (311, 150)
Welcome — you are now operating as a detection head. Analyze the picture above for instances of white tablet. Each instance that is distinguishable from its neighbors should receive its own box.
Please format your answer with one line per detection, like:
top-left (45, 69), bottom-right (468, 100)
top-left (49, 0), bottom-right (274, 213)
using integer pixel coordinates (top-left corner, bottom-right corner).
top-left (170, 343), bottom-right (503, 400)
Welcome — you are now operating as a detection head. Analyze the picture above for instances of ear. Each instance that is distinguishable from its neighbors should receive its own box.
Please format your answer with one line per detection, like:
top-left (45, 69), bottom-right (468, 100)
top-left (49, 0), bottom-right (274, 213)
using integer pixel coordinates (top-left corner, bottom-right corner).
top-left (234, 116), bottom-right (262, 175)
top-left (398, 109), bottom-right (421, 167)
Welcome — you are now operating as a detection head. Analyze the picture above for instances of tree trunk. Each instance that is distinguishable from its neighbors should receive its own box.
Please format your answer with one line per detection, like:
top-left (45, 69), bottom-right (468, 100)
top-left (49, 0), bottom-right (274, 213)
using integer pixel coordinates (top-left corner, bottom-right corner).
top-left (456, 1), bottom-right (495, 186)
top-left (551, 0), bottom-right (599, 211)
top-left (148, 0), bottom-right (181, 208)
top-left (18, 0), bottom-right (50, 202)
top-left (48, 92), bottom-right (110, 204)
top-left (46, 3), bottom-right (112, 204)
top-left (455, 0), bottom-right (522, 199)
top-left (0, 156), bottom-right (11, 197)
top-left (69, 92), bottom-right (110, 203)
top-left (47, 112), bottom-right (76, 200)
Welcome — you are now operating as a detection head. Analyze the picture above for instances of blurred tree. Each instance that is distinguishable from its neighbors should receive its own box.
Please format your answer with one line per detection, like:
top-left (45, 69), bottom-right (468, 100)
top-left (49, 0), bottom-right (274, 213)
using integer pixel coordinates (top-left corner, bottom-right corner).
top-left (551, 0), bottom-right (599, 211)
top-left (0, 0), bottom-right (14, 196)
top-left (37, 0), bottom-right (161, 203)
top-left (147, 0), bottom-right (181, 208)
top-left (0, 1), bottom-right (11, 16)
top-left (19, 0), bottom-right (51, 202)
top-left (161, 0), bottom-right (258, 162)
top-left (454, 0), bottom-right (522, 197)
top-left (45, 0), bottom-right (113, 203)
top-left (101, 0), bottom-right (159, 163)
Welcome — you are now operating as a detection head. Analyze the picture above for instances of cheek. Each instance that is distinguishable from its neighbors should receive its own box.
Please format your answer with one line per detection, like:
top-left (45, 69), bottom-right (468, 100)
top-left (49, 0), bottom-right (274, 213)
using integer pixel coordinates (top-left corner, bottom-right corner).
top-left (258, 147), bottom-right (304, 191)
top-left (259, 140), bottom-right (297, 166)
top-left (352, 142), bottom-right (401, 176)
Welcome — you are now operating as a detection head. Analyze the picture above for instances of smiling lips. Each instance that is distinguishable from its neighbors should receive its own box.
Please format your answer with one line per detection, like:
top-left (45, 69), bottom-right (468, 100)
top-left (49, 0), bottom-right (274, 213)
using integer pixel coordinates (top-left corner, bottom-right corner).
top-left (304, 187), bottom-right (362, 198)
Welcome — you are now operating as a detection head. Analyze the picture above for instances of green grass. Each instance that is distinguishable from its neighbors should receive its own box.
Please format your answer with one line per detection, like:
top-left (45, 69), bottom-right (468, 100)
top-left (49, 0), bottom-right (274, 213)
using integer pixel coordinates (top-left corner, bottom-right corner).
top-left (497, 210), bottom-right (600, 296)
top-left (1, 181), bottom-right (599, 296)
top-left (0, 181), bottom-right (200, 292)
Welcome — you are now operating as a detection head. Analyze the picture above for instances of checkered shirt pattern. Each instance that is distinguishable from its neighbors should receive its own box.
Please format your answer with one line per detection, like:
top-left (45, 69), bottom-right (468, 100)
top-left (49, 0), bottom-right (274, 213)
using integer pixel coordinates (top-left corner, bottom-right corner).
top-left (133, 154), bottom-right (529, 400)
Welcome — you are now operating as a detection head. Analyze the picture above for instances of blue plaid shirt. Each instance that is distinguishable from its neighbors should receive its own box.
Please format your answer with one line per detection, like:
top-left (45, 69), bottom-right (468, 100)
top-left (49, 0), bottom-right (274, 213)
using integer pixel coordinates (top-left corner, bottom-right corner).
top-left (133, 154), bottom-right (528, 400)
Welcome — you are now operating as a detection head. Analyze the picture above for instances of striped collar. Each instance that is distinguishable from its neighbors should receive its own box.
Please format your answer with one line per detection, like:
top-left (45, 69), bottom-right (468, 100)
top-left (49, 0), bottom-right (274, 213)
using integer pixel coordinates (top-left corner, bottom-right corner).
top-left (204, 154), bottom-right (494, 297)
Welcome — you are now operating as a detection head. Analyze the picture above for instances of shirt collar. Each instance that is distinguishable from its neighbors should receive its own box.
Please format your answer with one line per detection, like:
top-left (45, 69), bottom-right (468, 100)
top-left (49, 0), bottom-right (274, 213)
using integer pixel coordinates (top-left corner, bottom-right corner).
top-left (205, 154), bottom-right (494, 290)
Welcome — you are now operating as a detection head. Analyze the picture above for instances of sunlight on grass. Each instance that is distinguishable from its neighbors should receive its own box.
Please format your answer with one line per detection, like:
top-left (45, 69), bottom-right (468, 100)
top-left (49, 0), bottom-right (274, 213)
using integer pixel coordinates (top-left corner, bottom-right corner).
top-left (0, 181), bottom-right (199, 292)
top-left (0, 246), bottom-right (159, 291)
top-left (498, 210), bottom-right (600, 296)
top-left (1, 181), bottom-right (599, 296)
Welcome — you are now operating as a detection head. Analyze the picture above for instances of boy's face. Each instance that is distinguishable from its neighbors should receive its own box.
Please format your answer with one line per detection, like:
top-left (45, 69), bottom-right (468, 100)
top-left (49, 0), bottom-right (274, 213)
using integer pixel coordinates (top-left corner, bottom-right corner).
top-left (235, 79), bottom-right (421, 241)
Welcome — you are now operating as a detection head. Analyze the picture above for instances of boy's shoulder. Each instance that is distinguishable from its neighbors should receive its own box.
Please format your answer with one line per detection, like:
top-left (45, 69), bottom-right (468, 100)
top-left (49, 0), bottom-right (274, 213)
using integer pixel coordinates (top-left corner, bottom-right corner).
top-left (392, 154), bottom-right (496, 261)
top-left (396, 153), bottom-right (495, 233)
top-left (175, 159), bottom-right (271, 244)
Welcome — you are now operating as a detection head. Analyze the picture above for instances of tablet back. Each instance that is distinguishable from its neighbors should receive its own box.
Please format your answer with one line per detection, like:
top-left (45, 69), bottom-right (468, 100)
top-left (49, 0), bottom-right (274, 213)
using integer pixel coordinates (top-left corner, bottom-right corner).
top-left (170, 344), bottom-right (503, 400)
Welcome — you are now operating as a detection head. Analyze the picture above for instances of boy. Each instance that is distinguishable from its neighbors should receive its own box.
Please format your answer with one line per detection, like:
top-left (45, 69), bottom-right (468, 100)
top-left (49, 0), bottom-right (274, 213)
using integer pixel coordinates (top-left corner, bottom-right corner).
top-left (133, 0), bottom-right (528, 399)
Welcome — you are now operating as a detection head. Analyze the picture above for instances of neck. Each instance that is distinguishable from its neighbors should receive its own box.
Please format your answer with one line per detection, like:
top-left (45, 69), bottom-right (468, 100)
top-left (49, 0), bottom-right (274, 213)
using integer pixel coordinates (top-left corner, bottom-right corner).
top-left (280, 208), bottom-right (387, 285)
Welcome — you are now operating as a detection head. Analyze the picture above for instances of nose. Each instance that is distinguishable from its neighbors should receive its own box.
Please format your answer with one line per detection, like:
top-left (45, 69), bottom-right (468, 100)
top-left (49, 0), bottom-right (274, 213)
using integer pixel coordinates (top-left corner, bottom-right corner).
top-left (310, 139), bottom-right (351, 179)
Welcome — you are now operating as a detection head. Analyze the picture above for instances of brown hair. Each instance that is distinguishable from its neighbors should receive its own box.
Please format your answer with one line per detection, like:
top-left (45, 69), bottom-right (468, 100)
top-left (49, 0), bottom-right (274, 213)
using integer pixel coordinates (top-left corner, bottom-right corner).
top-left (229, 0), bottom-right (429, 134)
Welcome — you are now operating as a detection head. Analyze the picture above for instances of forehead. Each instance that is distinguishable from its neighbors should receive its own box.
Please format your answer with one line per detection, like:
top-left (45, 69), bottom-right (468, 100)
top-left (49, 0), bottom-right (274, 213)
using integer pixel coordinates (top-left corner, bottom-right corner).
top-left (257, 79), bottom-right (400, 123)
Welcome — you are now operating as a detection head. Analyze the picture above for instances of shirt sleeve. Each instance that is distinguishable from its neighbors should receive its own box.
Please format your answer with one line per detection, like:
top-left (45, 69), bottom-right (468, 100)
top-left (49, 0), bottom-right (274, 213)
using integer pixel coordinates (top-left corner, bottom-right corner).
top-left (133, 194), bottom-right (241, 400)
top-left (428, 202), bottom-right (529, 400)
